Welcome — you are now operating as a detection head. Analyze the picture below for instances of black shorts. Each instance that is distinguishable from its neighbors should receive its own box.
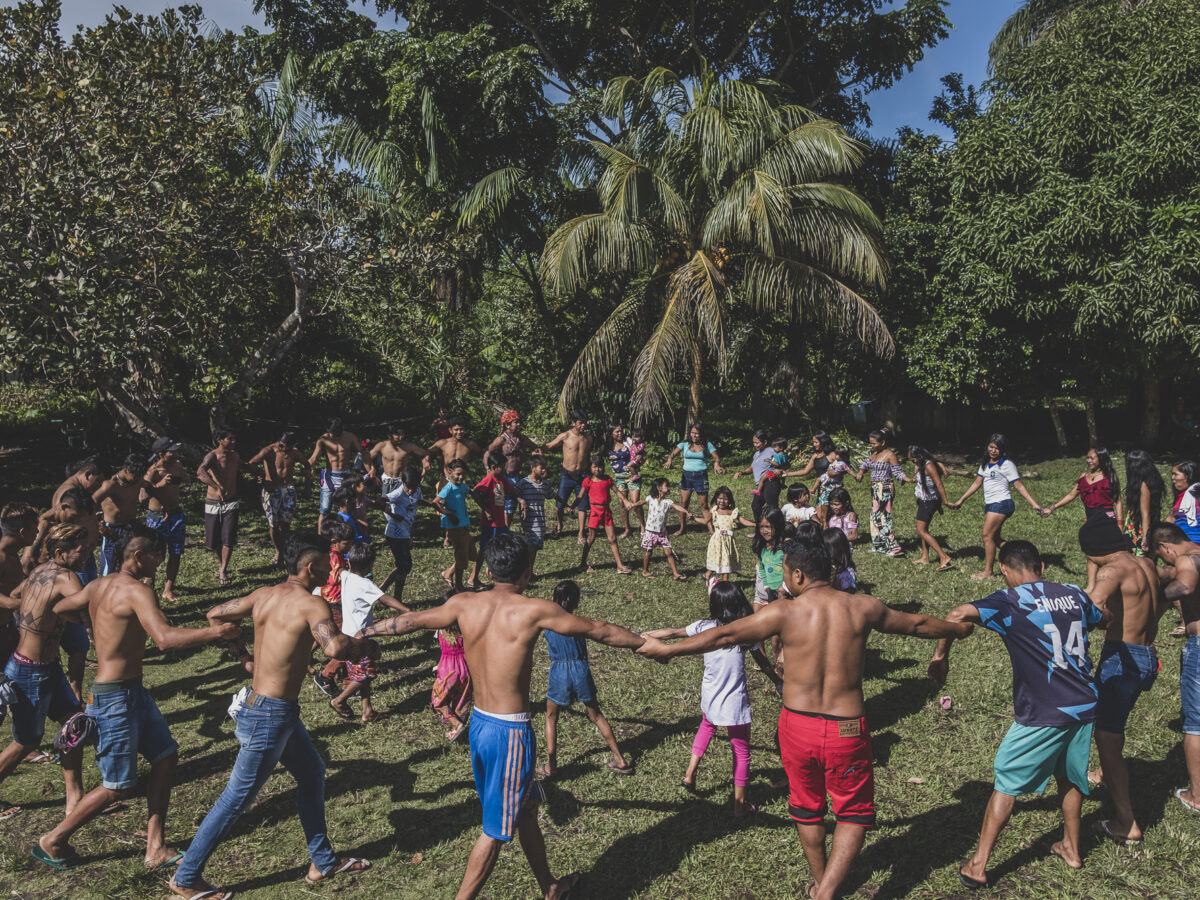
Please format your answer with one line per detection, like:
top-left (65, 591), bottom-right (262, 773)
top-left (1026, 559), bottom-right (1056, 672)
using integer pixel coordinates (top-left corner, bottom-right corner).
top-left (386, 537), bottom-right (413, 576)
top-left (915, 498), bottom-right (942, 524)
top-left (204, 508), bottom-right (240, 550)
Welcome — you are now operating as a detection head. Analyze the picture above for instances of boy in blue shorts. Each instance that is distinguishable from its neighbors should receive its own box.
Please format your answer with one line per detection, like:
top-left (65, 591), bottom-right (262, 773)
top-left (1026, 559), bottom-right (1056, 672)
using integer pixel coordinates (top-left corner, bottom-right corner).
top-left (929, 540), bottom-right (1110, 888)
top-left (538, 580), bottom-right (631, 777)
top-left (360, 533), bottom-right (646, 899)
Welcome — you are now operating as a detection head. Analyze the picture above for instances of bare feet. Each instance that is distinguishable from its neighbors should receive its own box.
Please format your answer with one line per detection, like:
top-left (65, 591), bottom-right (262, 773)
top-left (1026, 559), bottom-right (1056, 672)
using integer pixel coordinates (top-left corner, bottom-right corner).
top-left (913, 557), bottom-right (930, 565)
top-left (733, 799), bottom-right (757, 817)
top-left (545, 872), bottom-right (581, 899)
top-left (361, 709), bottom-right (383, 724)
top-left (216, 570), bottom-right (231, 587)
top-left (618, 529), bottom-right (631, 540)
top-left (162, 591), bottom-right (180, 604)
top-left (537, 762), bottom-right (556, 779)
top-left (1088, 768), bottom-right (1104, 787)
top-left (586, 566), bottom-right (597, 574)
top-left (641, 571), bottom-right (655, 578)
top-left (616, 568), bottom-right (634, 575)
top-left (1050, 840), bottom-right (1082, 869)
top-left (970, 571), bottom-right (993, 582)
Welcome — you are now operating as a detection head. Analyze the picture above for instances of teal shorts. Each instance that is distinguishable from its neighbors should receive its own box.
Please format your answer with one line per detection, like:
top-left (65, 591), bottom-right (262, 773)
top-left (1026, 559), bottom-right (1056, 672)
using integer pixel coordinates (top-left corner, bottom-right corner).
top-left (993, 721), bottom-right (1093, 797)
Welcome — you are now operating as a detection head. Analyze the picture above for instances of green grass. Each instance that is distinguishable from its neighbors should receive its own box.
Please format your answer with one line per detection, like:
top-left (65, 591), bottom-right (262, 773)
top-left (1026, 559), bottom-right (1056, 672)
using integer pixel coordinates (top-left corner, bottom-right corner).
top-left (0, 453), bottom-right (1196, 899)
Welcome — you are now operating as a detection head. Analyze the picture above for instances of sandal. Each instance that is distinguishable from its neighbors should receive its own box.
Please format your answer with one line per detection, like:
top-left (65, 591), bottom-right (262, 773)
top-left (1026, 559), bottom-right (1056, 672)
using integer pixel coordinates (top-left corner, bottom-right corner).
top-left (329, 699), bottom-right (353, 720)
top-left (305, 857), bottom-right (371, 885)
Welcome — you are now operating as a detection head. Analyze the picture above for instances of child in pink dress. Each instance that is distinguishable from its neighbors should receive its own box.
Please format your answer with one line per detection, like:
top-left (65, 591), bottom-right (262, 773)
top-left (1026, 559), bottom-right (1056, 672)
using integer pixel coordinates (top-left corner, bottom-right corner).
top-left (431, 600), bottom-right (472, 741)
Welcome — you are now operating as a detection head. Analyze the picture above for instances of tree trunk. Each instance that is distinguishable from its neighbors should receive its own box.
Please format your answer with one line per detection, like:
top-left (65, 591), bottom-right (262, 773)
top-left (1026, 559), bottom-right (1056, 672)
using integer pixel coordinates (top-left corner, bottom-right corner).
top-left (1048, 402), bottom-right (1069, 452)
top-left (96, 375), bottom-right (169, 443)
top-left (208, 252), bottom-right (312, 436)
top-left (1142, 372), bottom-right (1161, 447)
top-left (687, 344), bottom-right (702, 425)
top-left (1083, 395), bottom-right (1099, 447)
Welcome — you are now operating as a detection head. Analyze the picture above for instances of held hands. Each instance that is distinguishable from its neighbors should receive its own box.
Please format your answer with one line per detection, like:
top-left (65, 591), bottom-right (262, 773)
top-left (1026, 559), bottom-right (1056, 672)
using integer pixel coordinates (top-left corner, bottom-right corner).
top-left (213, 622), bottom-right (241, 641)
top-left (635, 635), bottom-right (673, 662)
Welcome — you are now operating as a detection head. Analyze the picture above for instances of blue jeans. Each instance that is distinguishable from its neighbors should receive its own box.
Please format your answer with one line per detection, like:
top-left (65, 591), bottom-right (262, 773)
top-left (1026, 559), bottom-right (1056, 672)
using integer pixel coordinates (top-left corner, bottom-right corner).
top-left (4, 657), bottom-right (80, 746)
top-left (175, 693), bottom-right (337, 887)
top-left (87, 680), bottom-right (178, 790)
top-left (1182, 637), bottom-right (1200, 736)
top-left (1095, 640), bottom-right (1158, 733)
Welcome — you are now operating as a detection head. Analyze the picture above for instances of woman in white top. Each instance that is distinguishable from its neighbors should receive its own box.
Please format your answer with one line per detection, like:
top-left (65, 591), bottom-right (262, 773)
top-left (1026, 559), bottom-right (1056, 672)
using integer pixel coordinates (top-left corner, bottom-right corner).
top-left (645, 581), bottom-right (780, 817)
top-left (948, 433), bottom-right (1046, 581)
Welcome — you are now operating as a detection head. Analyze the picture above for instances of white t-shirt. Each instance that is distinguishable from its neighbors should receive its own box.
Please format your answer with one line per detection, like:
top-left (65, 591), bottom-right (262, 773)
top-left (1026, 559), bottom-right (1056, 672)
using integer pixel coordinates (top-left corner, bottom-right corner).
top-left (781, 503), bottom-right (817, 526)
top-left (340, 571), bottom-right (384, 636)
top-left (645, 496), bottom-right (674, 533)
top-left (977, 459), bottom-right (1020, 504)
top-left (384, 485), bottom-right (422, 539)
top-left (686, 619), bottom-right (753, 726)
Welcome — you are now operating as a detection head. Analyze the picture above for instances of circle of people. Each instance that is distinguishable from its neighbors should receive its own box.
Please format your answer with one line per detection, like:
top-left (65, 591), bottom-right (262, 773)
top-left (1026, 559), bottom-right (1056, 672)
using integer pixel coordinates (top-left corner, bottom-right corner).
top-left (1, 409), bottom-right (1200, 900)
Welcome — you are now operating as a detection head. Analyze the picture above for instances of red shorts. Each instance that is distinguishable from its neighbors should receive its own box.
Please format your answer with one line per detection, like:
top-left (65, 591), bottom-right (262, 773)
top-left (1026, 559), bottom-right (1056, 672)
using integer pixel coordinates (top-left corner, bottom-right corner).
top-left (778, 706), bottom-right (875, 827)
top-left (588, 508), bottom-right (614, 529)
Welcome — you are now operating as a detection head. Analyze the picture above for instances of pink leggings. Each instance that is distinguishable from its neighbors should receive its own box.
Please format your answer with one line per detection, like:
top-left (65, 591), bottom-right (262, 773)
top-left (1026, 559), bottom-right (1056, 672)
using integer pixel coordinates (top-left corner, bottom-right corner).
top-left (692, 714), bottom-right (751, 786)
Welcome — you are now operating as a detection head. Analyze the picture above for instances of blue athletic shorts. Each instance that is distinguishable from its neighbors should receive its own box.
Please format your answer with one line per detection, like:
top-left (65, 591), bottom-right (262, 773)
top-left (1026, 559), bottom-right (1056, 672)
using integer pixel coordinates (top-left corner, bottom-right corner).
top-left (993, 720), bottom-right (1093, 796)
top-left (984, 499), bottom-right (1015, 516)
top-left (1095, 641), bottom-right (1157, 733)
top-left (557, 470), bottom-right (589, 512)
top-left (680, 469), bottom-right (709, 494)
top-left (146, 509), bottom-right (186, 557)
top-left (87, 681), bottom-right (178, 790)
top-left (4, 657), bottom-right (81, 746)
top-left (1181, 637), bottom-right (1200, 736)
top-left (469, 710), bottom-right (535, 842)
top-left (546, 660), bottom-right (597, 707)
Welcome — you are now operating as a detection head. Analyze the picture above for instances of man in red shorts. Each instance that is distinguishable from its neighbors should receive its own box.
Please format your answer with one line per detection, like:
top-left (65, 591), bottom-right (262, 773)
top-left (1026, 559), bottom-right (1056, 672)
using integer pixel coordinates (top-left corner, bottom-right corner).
top-left (639, 533), bottom-right (970, 900)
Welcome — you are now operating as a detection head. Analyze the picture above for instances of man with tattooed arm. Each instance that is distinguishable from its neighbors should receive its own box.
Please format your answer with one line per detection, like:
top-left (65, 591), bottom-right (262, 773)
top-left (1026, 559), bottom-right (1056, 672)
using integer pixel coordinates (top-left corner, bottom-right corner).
top-left (168, 534), bottom-right (377, 900)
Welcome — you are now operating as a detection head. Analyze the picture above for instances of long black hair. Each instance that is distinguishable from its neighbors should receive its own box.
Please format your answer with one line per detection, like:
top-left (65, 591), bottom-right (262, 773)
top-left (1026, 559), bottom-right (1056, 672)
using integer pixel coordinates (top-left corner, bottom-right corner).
top-left (1124, 449), bottom-right (1164, 529)
top-left (868, 427), bottom-right (892, 448)
top-left (907, 444), bottom-right (941, 489)
top-left (823, 527), bottom-right (854, 573)
top-left (1091, 446), bottom-right (1120, 501)
top-left (812, 431), bottom-right (833, 455)
top-left (708, 580), bottom-right (753, 625)
top-left (751, 506), bottom-right (786, 556)
top-left (981, 433), bottom-right (1010, 468)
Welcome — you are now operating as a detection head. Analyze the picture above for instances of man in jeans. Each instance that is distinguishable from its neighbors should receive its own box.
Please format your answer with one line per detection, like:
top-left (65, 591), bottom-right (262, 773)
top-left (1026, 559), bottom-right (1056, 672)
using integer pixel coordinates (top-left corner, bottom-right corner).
top-left (169, 535), bottom-right (377, 899)
top-left (36, 527), bottom-right (239, 870)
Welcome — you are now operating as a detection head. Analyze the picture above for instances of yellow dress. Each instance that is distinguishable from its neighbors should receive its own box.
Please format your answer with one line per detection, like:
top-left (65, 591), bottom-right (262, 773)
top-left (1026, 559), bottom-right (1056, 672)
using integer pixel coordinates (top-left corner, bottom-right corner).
top-left (706, 508), bottom-right (741, 574)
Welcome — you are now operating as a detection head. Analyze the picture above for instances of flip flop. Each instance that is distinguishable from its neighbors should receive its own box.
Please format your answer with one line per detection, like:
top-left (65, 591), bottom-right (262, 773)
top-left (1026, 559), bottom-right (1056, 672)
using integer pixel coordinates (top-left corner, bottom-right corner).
top-left (1093, 819), bottom-right (1140, 846)
top-left (958, 869), bottom-right (987, 890)
top-left (329, 700), bottom-right (353, 720)
top-left (1175, 787), bottom-right (1200, 813)
top-left (31, 845), bottom-right (80, 870)
top-left (361, 711), bottom-right (384, 723)
top-left (607, 761), bottom-right (634, 775)
top-left (681, 779), bottom-right (696, 792)
top-left (151, 849), bottom-right (186, 870)
top-left (673, 574), bottom-right (688, 581)
top-left (936, 562), bottom-right (954, 572)
top-left (0, 803), bottom-right (22, 822)
top-left (304, 857), bottom-right (371, 885)
top-left (28, 750), bottom-right (58, 764)
top-left (168, 879), bottom-right (235, 900)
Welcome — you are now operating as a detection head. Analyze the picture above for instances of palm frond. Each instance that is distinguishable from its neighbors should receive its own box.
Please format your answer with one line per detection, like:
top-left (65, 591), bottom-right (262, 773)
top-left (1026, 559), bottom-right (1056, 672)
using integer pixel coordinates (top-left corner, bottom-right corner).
top-left (629, 281), bottom-right (696, 423)
top-left (456, 166), bottom-right (526, 230)
top-left (989, 0), bottom-right (1097, 71)
top-left (703, 168), bottom-right (792, 256)
top-left (679, 250), bottom-right (729, 374)
top-left (421, 87), bottom-right (458, 187)
top-left (557, 289), bottom-right (649, 419)
top-left (541, 213), bottom-right (656, 294)
top-left (589, 140), bottom-right (689, 232)
top-left (752, 119), bottom-right (864, 185)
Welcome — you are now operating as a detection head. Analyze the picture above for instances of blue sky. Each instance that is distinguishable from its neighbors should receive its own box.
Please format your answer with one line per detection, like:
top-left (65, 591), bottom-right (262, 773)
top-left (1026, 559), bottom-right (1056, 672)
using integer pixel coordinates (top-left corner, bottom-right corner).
top-left (58, 0), bottom-right (1020, 139)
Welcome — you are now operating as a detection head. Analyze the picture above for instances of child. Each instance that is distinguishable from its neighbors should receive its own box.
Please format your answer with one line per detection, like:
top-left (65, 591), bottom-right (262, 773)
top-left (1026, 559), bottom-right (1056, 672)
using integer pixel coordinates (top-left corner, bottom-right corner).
top-left (627, 427), bottom-right (647, 528)
top-left (516, 455), bottom-right (557, 577)
top-left (621, 477), bottom-right (694, 579)
top-left (824, 527), bottom-right (858, 593)
top-left (755, 438), bottom-right (789, 512)
top-left (312, 519), bottom-right (355, 697)
top-left (380, 467), bottom-right (433, 598)
top-left (431, 591), bottom-right (472, 741)
top-left (436, 459), bottom-right (476, 591)
top-left (570, 454), bottom-right (633, 574)
top-left (698, 486), bottom-right (756, 581)
top-left (331, 543), bottom-right (410, 722)
top-left (539, 581), bottom-right (632, 777)
top-left (332, 484), bottom-right (369, 543)
top-left (780, 483), bottom-right (817, 528)
top-left (815, 446), bottom-right (851, 507)
top-left (645, 581), bottom-right (780, 817)
top-left (751, 507), bottom-right (787, 608)
top-left (825, 487), bottom-right (859, 541)
top-left (469, 451), bottom-right (514, 588)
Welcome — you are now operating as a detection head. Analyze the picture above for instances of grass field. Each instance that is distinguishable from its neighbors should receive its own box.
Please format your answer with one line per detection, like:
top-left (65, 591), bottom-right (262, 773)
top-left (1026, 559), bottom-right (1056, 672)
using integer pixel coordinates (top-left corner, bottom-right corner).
top-left (0, 448), bottom-right (1196, 899)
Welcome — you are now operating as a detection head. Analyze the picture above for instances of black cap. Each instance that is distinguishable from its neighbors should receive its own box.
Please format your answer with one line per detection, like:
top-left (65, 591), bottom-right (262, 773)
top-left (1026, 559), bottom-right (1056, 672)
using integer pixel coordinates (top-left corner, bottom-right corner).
top-left (151, 437), bottom-right (182, 456)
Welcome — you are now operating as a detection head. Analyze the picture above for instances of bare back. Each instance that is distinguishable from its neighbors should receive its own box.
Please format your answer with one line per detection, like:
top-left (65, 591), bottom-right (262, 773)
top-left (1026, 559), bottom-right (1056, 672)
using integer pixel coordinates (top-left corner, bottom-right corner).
top-left (87, 573), bottom-right (158, 681)
top-left (1094, 553), bottom-right (1164, 645)
top-left (249, 582), bottom-right (337, 701)
top-left (13, 562), bottom-right (81, 663)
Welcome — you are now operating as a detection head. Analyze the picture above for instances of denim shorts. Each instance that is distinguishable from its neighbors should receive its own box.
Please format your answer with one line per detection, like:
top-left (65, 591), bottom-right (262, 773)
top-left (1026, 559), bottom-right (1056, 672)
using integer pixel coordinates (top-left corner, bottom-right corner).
top-left (680, 469), bottom-right (709, 494)
top-left (546, 659), bottom-right (597, 706)
top-left (556, 470), bottom-right (589, 512)
top-left (984, 499), bottom-right (1015, 516)
top-left (1095, 641), bottom-right (1158, 733)
top-left (4, 657), bottom-right (81, 746)
top-left (87, 680), bottom-right (178, 790)
top-left (1181, 637), bottom-right (1200, 736)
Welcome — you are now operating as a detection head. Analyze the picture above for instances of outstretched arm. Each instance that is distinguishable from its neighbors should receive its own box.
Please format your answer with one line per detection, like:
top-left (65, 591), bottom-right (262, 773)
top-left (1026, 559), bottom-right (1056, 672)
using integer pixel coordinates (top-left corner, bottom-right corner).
top-left (639, 605), bottom-right (783, 660)
top-left (951, 476), bottom-right (984, 508)
top-left (308, 600), bottom-right (377, 661)
top-left (1012, 479), bottom-right (1043, 512)
top-left (360, 600), bottom-right (460, 639)
top-left (534, 602), bottom-right (645, 649)
top-left (1048, 483), bottom-right (1080, 513)
top-left (876, 598), bottom-right (974, 640)
top-left (927, 604), bottom-right (982, 685)
top-left (135, 588), bottom-right (240, 651)
top-left (206, 594), bottom-right (256, 624)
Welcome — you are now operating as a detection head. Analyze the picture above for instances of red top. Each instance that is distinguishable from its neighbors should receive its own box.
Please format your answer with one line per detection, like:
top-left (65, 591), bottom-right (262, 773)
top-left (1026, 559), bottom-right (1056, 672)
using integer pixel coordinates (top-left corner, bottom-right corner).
top-left (321, 547), bottom-right (346, 605)
top-left (474, 473), bottom-right (512, 528)
top-left (1077, 474), bottom-right (1115, 510)
top-left (582, 476), bottom-right (614, 509)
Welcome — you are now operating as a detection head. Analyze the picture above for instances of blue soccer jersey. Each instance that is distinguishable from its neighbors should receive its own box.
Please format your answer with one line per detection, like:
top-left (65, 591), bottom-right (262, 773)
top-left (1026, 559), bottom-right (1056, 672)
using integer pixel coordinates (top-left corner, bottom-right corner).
top-left (972, 581), bottom-right (1103, 727)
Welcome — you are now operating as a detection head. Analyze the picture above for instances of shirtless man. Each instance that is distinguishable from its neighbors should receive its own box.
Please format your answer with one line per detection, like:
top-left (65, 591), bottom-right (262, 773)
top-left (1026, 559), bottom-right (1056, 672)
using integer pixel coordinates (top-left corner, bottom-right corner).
top-left (639, 534), bottom-right (968, 900)
top-left (23, 458), bottom-right (101, 573)
top-left (196, 429), bottom-right (242, 586)
top-left (0, 503), bottom-right (39, 664)
top-left (1078, 516), bottom-right (1167, 844)
top-left (144, 438), bottom-right (189, 602)
top-left (545, 410), bottom-right (593, 542)
top-left (248, 431), bottom-right (309, 565)
top-left (169, 534), bottom-right (375, 899)
top-left (307, 417), bottom-right (362, 532)
top-left (93, 454), bottom-right (154, 576)
top-left (35, 526), bottom-right (238, 871)
top-left (488, 410), bottom-right (541, 517)
top-left (0, 524), bottom-right (89, 824)
top-left (1148, 523), bottom-right (1200, 813)
top-left (429, 419), bottom-right (483, 547)
top-left (361, 533), bottom-right (640, 899)
top-left (370, 423), bottom-right (431, 494)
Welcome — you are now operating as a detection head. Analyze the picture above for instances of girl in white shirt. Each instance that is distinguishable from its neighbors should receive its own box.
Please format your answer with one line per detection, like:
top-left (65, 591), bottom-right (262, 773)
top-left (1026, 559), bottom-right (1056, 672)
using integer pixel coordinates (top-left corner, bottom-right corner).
top-left (620, 477), bottom-right (696, 579)
top-left (645, 581), bottom-right (780, 816)
top-left (949, 433), bottom-right (1046, 581)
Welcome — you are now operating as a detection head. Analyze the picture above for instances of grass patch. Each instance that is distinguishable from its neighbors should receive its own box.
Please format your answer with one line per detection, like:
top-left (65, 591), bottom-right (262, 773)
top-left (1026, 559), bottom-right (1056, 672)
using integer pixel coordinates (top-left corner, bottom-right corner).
top-left (0, 452), bottom-right (1195, 898)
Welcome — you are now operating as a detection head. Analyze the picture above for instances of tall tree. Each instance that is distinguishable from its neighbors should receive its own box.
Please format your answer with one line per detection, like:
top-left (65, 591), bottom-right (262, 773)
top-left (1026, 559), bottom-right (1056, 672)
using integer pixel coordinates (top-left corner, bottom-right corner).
top-left (542, 67), bottom-right (890, 424)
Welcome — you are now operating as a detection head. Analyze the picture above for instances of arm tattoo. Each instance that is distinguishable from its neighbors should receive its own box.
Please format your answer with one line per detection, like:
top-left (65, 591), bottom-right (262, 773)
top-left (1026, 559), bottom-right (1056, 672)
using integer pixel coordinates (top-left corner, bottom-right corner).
top-left (311, 617), bottom-right (339, 651)
top-left (212, 599), bottom-right (243, 617)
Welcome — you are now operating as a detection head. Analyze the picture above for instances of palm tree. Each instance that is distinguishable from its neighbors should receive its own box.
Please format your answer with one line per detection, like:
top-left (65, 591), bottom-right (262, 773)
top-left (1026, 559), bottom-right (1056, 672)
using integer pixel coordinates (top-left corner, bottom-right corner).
top-left (988, 0), bottom-right (1103, 70)
top-left (541, 66), bottom-right (891, 425)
